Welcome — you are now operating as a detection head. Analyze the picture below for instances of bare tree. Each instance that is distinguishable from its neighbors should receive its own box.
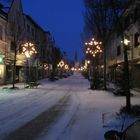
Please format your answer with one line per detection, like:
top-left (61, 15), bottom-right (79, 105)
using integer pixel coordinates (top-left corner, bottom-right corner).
top-left (109, 0), bottom-right (137, 112)
top-left (84, 0), bottom-right (116, 90)
top-left (84, 0), bottom-right (137, 111)
top-left (7, 0), bottom-right (25, 88)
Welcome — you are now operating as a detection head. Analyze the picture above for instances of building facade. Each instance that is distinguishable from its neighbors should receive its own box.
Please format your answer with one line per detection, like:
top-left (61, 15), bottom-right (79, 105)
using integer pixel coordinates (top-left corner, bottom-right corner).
top-left (0, 9), bottom-right (8, 84)
top-left (0, 0), bottom-right (55, 84)
top-left (106, 1), bottom-right (140, 88)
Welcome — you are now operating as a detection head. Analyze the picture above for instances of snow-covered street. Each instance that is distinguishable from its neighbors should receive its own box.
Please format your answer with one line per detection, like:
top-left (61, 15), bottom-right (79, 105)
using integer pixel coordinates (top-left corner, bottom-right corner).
top-left (0, 73), bottom-right (140, 140)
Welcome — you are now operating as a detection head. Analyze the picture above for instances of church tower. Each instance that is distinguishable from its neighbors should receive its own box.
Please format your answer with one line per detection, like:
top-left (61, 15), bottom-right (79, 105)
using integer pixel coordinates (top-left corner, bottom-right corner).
top-left (74, 50), bottom-right (79, 69)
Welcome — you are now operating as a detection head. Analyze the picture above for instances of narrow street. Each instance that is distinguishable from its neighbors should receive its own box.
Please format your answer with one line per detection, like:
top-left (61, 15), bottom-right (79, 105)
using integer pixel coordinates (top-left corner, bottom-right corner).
top-left (0, 73), bottom-right (140, 140)
top-left (0, 1), bottom-right (140, 140)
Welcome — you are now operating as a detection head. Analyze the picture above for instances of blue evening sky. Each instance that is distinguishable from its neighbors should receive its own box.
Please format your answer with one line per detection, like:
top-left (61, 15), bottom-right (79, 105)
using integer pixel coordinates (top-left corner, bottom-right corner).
top-left (22, 0), bottom-right (85, 61)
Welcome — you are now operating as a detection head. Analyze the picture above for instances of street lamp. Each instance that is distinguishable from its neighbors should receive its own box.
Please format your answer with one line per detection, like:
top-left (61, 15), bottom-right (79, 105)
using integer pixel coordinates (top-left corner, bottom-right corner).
top-left (122, 37), bottom-right (131, 111)
top-left (85, 40), bottom-right (103, 58)
top-left (21, 42), bottom-right (37, 82)
top-left (85, 39), bottom-right (103, 89)
top-left (58, 60), bottom-right (65, 78)
top-left (87, 60), bottom-right (90, 64)
top-left (124, 39), bottom-right (130, 45)
top-left (59, 60), bottom-right (65, 68)
top-left (22, 42), bottom-right (37, 58)
top-left (64, 64), bottom-right (69, 70)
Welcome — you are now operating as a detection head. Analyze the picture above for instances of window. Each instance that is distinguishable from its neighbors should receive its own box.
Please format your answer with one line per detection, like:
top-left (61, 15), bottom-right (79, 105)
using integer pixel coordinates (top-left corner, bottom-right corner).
top-left (134, 6), bottom-right (140, 22)
top-left (134, 33), bottom-right (140, 47)
top-left (31, 28), bottom-right (34, 36)
top-left (0, 25), bottom-right (3, 40)
top-left (117, 45), bottom-right (121, 56)
top-left (11, 41), bottom-right (15, 51)
top-left (134, 8), bottom-right (139, 21)
top-left (27, 24), bottom-right (30, 32)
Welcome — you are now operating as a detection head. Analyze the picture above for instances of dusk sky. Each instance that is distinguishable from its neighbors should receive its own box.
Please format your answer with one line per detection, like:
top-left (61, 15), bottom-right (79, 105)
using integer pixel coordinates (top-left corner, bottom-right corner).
top-left (22, 0), bottom-right (85, 61)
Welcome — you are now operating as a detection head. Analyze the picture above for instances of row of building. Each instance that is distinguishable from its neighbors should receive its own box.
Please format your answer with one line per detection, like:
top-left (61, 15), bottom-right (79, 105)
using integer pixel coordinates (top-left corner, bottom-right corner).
top-left (0, 0), bottom-right (57, 84)
top-left (106, 0), bottom-right (140, 88)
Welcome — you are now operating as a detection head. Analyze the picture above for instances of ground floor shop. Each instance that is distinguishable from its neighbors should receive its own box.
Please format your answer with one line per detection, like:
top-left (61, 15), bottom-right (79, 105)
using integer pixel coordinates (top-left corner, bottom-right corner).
top-left (107, 60), bottom-right (140, 88)
top-left (0, 61), bottom-right (53, 85)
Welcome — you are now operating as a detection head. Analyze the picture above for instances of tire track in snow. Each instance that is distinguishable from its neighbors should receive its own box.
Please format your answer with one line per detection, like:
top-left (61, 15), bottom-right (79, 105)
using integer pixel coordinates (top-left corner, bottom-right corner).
top-left (0, 88), bottom-right (57, 123)
top-left (63, 93), bottom-right (80, 129)
top-left (2, 91), bottom-right (71, 140)
top-left (0, 92), bottom-right (52, 125)
top-left (0, 84), bottom-right (71, 139)
top-left (0, 85), bottom-right (64, 123)
top-left (38, 91), bottom-right (81, 140)
top-left (55, 92), bottom-right (81, 140)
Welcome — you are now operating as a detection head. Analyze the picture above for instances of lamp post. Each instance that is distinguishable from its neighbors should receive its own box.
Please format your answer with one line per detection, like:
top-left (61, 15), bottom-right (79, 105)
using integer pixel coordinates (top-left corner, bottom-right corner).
top-left (22, 42), bottom-right (37, 82)
top-left (58, 60), bottom-right (65, 78)
top-left (85, 38), bottom-right (103, 89)
top-left (122, 37), bottom-right (131, 111)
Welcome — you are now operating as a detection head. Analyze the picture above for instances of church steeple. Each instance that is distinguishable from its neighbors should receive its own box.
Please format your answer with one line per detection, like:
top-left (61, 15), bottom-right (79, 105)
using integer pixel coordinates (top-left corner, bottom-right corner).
top-left (74, 50), bottom-right (79, 69)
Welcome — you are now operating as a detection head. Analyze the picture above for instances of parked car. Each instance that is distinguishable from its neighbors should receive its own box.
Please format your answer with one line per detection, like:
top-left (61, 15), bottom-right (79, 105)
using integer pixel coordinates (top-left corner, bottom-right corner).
top-left (104, 119), bottom-right (140, 140)
top-left (62, 72), bottom-right (69, 78)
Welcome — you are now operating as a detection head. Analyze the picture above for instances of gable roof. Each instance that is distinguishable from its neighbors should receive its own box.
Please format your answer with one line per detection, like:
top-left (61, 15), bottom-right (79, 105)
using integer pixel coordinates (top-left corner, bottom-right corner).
top-left (0, 0), bottom-right (13, 13)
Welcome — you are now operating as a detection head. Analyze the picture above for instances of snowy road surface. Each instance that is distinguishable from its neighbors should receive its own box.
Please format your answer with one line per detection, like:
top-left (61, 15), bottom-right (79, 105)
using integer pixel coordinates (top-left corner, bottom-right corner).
top-left (0, 73), bottom-right (140, 140)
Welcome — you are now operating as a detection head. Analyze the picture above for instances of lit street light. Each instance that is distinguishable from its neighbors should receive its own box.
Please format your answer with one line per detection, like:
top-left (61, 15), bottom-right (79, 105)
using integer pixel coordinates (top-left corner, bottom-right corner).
top-left (124, 39), bottom-right (130, 45)
top-left (57, 60), bottom-right (65, 78)
top-left (85, 38), bottom-right (103, 89)
top-left (64, 64), bottom-right (69, 70)
top-left (59, 60), bottom-right (65, 68)
top-left (22, 42), bottom-right (37, 58)
top-left (21, 42), bottom-right (37, 82)
top-left (122, 37), bottom-right (131, 111)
